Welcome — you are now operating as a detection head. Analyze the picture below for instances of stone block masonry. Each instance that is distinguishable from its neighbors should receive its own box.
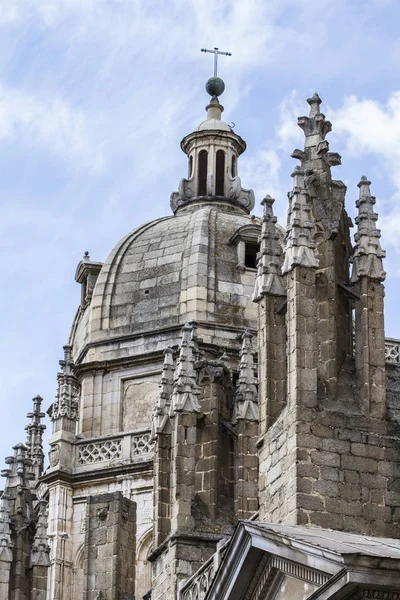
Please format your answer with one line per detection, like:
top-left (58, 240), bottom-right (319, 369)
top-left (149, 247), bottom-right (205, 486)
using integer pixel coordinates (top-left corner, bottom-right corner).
top-left (83, 492), bottom-right (136, 600)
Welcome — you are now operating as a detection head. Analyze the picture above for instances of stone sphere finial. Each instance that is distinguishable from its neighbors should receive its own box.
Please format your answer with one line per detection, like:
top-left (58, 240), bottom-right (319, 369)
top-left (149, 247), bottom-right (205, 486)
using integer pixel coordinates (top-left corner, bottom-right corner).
top-left (205, 76), bottom-right (225, 98)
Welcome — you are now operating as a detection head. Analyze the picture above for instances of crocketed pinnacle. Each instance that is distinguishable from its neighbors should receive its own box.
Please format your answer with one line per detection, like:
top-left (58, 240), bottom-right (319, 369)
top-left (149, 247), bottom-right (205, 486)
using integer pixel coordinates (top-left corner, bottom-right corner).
top-left (170, 324), bottom-right (201, 414)
top-left (51, 344), bottom-right (79, 428)
top-left (351, 176), bottom-right (386, 283)
top-left (1, 444), bottom-right (34, 524)
top-left (233, 331), bottom-right (258, 422)
top-left (253, 195), bottom-right (285, 301)
top-left (282, 167), bottom-right (319, 273)
top-left (151, 347), bottom-right (175, 439)
top-left (25, 395), bottom-right (46, 481)
top-left (30, 499), bottom-right (50, 567)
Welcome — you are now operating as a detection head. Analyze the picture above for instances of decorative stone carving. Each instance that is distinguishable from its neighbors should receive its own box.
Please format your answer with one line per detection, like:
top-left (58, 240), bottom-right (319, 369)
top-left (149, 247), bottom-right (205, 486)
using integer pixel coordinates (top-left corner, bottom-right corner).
top-left (49, 444), bottom-right (60, 467)
top-left (131, 432), bottom-right (154, 457)
top-left (77, 439), bottom-right (122, 465)
top-left (385, 339), bottom-right (400, 364)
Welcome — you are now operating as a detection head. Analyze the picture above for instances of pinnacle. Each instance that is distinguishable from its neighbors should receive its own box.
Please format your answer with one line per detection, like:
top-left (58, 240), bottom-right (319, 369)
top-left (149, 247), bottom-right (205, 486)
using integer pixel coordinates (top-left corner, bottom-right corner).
top-left (351, 176), bottom-right (386, 283)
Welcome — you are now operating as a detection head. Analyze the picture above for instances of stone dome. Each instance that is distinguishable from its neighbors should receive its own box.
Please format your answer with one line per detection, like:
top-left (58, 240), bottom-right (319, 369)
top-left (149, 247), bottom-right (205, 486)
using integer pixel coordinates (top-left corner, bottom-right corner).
top-left (196, 118), bottom-right (232, 132)
top-left (71, 203), bottom-right (259, 365)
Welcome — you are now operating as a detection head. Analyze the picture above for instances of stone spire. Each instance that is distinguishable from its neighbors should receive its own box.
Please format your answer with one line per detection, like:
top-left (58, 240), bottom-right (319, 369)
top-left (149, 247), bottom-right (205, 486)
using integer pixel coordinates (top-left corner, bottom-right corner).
top-left (282, 167), bottom-right (319, 273)
top-left (151, 347), bottom-right (175, 439)
top-left (25, 395), bottom-right (46, 481)
top-left (351, 176), bottom-right (386, 283)
top-left (292, 93), bottom-right (345, 241)
top-left (50, 344), bottom-right (79, 432)
top-left (233, 331), bottom-right (258, 422)
top-left (253, 195), bottom-right (285, 301)
top-left (30, 499), bottom-right (50, 567)
top-left (170, 324), bottom-right (201, 413)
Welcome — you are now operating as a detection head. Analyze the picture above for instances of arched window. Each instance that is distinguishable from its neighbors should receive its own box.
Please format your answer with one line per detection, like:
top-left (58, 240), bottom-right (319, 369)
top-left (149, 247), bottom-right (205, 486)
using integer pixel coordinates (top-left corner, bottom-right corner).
top-left (198, 150), bottom-right (208, 196)
top-left (231, 155), bottom-right (236, 177)
top-left (188, 155), bottom-right (193, 179)
top-left (216, 150), bottom-right (225, 196)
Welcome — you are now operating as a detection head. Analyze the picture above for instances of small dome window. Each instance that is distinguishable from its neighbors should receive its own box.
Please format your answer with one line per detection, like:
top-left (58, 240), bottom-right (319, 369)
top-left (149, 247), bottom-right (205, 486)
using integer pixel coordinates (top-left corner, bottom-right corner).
top-left (245, 242), bottom-right (259, 269)
top-left (188, 155), bottom-right (193, 179)
top-left (230, 223), bottom-right (261, 273)
top-left (198, 150), bottom-right (208, 196)
top-left (231, 155), bottom-right (237, 177)
top-left (215, 149), bottom-right (225, 196)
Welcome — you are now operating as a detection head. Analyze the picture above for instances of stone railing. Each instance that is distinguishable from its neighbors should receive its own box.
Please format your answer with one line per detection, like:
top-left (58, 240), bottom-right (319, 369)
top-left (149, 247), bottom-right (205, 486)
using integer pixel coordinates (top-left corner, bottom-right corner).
top-left (179, 539), bottom-right (229, 600)
top-left (385, 338), bottom-right (400, 365)
top-left (74, 429), bottom-right (154, 471)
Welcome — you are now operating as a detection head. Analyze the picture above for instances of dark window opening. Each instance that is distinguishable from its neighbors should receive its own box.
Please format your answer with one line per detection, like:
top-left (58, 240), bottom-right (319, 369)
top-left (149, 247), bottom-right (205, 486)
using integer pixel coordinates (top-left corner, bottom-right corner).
top-left (198, 150), bottom-right (207, 195)
top-left (188, 155), bottom-right (193, 178)
top-left (231, 155), bottom-right (236, 177)
top-left (245, 242), bottom-right (259, 269)
top-left (215, 150), bottom-right (225, 196)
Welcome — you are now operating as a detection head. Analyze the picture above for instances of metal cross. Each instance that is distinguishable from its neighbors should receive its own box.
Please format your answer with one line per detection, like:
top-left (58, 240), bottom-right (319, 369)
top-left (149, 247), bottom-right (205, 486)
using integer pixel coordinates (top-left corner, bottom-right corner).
top-left (201, 47), bottom-right (232, 77)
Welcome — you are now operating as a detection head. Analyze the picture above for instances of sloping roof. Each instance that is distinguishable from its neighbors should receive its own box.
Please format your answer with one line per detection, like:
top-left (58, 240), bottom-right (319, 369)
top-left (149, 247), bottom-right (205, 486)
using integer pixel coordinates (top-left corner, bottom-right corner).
top-left (202, 521), bottom-right (400, 600)
top-left (253, 522), bottom-right (400, 559)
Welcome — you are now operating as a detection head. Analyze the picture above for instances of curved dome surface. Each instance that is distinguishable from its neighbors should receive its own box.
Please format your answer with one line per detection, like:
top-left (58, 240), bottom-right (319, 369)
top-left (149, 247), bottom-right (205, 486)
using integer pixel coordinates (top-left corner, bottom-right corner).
top-left (71, 204), bottom-right (259, 361)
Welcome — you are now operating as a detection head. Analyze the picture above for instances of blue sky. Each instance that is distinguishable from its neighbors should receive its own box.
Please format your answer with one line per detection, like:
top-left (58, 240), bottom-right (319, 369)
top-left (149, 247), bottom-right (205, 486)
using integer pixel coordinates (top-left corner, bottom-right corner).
top-left (1, 0), bottom-right (400, 464)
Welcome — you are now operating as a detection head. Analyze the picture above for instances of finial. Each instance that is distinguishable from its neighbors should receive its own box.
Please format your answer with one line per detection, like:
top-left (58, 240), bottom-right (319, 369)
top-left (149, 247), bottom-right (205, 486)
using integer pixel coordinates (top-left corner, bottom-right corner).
top-left (201, 47), bottom-right (231, 98)
top-left (351, 176), bottom-right (386, 283)
top-left (83, 250), bottom-right (90, 260)
top-left (307, 93), bottom-right (322, 117)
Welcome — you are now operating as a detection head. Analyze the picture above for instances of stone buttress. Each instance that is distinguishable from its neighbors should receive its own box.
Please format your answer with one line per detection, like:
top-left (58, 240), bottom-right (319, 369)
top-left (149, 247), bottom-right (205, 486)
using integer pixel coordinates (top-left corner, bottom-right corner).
top-left (255, 95), bottom-right (400, 537)
top-left (150, 323), bottom-right (259, 600)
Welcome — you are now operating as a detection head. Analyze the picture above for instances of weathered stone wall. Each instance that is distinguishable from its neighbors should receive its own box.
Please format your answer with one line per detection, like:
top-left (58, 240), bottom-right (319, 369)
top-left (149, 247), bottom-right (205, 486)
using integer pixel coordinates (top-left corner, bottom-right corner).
top-left (259, 362), bottom-right (400, 537)
top-left (83, 492), bottom-right (136, 600)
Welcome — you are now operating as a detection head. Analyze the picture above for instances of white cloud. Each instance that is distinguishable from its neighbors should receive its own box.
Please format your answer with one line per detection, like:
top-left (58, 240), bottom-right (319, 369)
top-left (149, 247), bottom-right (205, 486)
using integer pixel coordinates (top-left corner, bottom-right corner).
top-left (0, 83), bottom-right (104, 170)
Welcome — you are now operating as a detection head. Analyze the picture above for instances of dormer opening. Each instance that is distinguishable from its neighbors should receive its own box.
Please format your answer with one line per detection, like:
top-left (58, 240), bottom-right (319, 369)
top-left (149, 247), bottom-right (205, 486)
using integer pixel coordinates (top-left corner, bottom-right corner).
top-left (244, 242), bottom-right (259, 269)
top-left (188, 155), bottom-right (193, 178)
top-left (216, 149), bottom-right (225, 196)
top-left (198, 150), bottom-right (208, 195)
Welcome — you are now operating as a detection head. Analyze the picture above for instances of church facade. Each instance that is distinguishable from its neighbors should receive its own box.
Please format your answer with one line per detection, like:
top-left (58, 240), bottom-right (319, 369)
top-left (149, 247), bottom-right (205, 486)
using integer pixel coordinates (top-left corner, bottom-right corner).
top-left (1, 76), bottom-right (400, 600)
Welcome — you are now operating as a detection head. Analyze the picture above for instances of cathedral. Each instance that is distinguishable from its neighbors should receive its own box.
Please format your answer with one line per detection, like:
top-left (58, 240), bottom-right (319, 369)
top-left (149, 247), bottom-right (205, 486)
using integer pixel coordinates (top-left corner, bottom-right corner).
top-left (1, 69), bottom-right (400, 600)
